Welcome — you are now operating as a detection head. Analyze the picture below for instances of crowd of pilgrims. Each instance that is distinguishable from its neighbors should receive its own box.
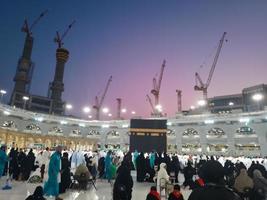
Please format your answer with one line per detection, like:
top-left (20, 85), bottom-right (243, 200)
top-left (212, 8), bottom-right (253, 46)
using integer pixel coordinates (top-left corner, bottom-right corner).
top-left (1, 144), bottom-right (267, 200)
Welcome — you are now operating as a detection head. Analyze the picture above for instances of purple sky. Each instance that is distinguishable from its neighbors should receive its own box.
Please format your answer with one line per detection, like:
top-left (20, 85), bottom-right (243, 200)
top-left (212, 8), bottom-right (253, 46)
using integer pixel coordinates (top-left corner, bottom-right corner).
top-left (1, 1), bottom-right (267, 119)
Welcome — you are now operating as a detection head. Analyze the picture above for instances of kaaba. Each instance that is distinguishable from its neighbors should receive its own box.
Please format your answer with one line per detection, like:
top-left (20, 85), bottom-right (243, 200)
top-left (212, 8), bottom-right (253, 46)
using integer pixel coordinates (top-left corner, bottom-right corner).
top-left (130, 119), bottom-right (167, 152)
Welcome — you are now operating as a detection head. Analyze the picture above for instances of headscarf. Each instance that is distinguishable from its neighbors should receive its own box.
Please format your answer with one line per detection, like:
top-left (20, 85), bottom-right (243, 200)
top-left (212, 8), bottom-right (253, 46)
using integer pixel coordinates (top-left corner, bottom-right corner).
top-left (200, 160), bottom-right (224, 184)
top-left (33, 186), bottom-right (44, 199)
top-left (157, 163), bottom-right (170, 191)
top-left (234, 168), bottom-right (254, 193)
top-left (253, 169), bottom-right (267, 193)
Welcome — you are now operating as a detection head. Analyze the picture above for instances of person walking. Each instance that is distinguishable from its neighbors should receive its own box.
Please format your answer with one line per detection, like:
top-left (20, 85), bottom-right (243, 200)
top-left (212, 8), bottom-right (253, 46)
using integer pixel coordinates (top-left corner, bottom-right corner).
top-left (60, 152), bottom-right (71, 193)
top-left (43, 146), bottom-right (62, 200)
top-left (105, 150), bottom-right (112, 183)
top-left (0, 145), bottom-right (7, 178)
top-left (113, 159), bottom-right (133, 200)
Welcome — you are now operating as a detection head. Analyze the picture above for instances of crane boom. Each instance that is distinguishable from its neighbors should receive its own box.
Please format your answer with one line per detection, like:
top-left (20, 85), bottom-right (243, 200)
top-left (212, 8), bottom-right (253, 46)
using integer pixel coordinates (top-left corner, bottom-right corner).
top-left (157, 59), bottom-right (166, 91)
top-left (54, 20), bottom-right (76, 48)
top-left (93, 76), bottom-right (112, 120)
top-left (146, 94), bottom-right (154, 112)
top-left (22, 10), bottom-right (48, 36)
top-left (195, 72), bottom-right (204, 88)
top-left (194, 32), bottom-right (227, 100)
top-left (153, 78), bottom-right (157, 90)
top-left (206, 32), bottom-right (227, 87)
top-left (99, 76), bottom-right (112, 108)
top-left (61, 20), bottom-right (76, 43)
top-left (29, 10), bottom-right (48, 31)
top-left (151, 59), bottom-right (166, 106)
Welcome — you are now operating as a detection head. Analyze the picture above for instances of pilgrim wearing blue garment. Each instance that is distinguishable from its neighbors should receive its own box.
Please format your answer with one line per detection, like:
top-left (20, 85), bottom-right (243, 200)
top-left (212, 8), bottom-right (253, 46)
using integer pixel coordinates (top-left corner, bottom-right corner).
top-left (43, 146), bottom-right (62, 200)
top-left (0, 145), bottom-right (7, 178)
top-left (105, 150), bottom-right (112, 182)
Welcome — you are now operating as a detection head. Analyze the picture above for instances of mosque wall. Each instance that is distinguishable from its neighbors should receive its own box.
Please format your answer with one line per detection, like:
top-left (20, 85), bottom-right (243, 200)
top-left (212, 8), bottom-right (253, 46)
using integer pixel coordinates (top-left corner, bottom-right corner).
top-left (0, 104), bottom-right (267, 156)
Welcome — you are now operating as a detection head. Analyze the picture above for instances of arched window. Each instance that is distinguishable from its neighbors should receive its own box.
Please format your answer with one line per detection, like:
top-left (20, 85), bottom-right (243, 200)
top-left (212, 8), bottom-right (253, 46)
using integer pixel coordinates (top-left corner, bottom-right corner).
top-left (182, 143), bottom-right (201, 150)
top-left (208, 128), bottom-right (225, 136)
top-left (235, 143), bottom-right (260, 150)
top-left (183, 128), bottom-right (198, 136)
top-left (49, 126), bottom-right (63, 133)
top-left (88, 129), bottom-right (100, 136)
top-left (107, 130), bottom-right (119, 136)
top-left (72, 129), bottom-right (81, 135)
top-left (207, 144), bottom-right (228, 152)
top-left (236, 127), bottom-right (255, 135)
top-left (167, 129), bottom-right (175, 136)
top-left (26, 123), bottom-right (41, 131)
top-left (2, 121), bottom-right (16, 128)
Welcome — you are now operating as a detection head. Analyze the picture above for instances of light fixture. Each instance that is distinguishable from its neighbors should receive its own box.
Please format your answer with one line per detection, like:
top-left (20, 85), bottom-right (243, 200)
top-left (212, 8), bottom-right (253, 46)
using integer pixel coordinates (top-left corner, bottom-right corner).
top-left (166, 122), bottom-right (172, 126)
top-left (155, 104), bottom-right (162, 112)
top-left (229, 102), bottom-right (234, 106)
top-left (121, 108), bottom-right (127, 113)
top-left (239, 118), bottom-right (250, 123)
top-left (204, 119), bottom-right (214, 124)
top-left (0, 90), bottom-right (7, 95)
top-left (83, 107), bottom-right (91, 113)
top-left (22, 96), bottom-right (29, 101)
top-left (197, 100), bottom-right (206, 106)
top-left (252, 93), bottom-right (264, 101)
top-left (79, 123), bottom-right (85, 127)
top-left (66, 104), bottom-right (72, 110)
top-left (190, 106), bottom-right (195, 110)
top-left (101, 124), bottom-right (110, 128)
top-left (35, 117), bottom-right (43, 122)
top-left (122, 124), bottom-right (129, 128)
top-left (60, 121), bottom-right (68, 125)
top-left (102, 107), bottom-right (109, 113)
top-left (108, 113), bottom-right (112, 117)
top-left (131, 111), bottom-right (136, 114)
top-left (3, 111), bottom-right (10, 115)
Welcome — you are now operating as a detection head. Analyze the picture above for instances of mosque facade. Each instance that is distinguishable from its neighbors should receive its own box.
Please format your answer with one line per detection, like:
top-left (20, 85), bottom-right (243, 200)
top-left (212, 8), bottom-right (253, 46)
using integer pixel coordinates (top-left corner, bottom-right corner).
top-left (0, 103), bottom-right (267, 157)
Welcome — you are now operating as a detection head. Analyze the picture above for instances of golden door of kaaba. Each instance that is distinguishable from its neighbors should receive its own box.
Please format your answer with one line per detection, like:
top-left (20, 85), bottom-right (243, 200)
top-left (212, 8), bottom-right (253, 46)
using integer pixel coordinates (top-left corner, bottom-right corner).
top-left (129, 119), bottom-right (167, 153)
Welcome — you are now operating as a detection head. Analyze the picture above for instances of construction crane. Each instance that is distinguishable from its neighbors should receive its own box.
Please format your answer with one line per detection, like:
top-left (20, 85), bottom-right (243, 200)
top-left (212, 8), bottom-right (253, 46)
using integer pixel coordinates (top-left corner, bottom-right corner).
top-left (93, 76), bottom-right (112, 120)
top-left (146, 94), bottom-right (155, 115)
top-left (194, 32), bottom-right (227, 101)
top-left (14, 10), bottom-right (48, 95)
top-left (151, 60), bottom-right (166, 106)
top-left (21, 10), bottom-right (48, 36)
top-left (54, 20), bottom-right (76, 48)
top-left (176, 90), bottom-right (182, 113)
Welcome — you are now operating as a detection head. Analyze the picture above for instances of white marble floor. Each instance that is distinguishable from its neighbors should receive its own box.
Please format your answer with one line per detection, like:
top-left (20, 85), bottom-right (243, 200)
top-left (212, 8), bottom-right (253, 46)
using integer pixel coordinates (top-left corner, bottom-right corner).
top-left (0, 177), bottom-right (191, 200)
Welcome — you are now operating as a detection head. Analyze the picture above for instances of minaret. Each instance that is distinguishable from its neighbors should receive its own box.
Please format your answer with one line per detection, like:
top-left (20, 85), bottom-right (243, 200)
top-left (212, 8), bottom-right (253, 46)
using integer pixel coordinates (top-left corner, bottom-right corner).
top-left (10, 11), bottom-right (48, 107)
top-left (49, 21), bottom-right (75, 114)
top-left (50, 48), bottom-right (69, 103)
top-left (12, 33), bottom-right (34, 94)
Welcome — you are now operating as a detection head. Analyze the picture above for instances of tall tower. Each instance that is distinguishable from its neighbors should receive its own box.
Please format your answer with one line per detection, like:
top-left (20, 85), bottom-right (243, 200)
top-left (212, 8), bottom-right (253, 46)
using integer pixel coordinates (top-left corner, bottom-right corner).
top-left (50, 48), bottom-right (69, 114)
top-left (13, 34), bottom-right (34, 94)
top-left (116, 98), bottom-right (122, 120)
top-left (176, 90), bottom-right (182, 113)
top-left (49, 21), bottom-right (75, 115)
top-left (10, 11), bottom-right (48, 107)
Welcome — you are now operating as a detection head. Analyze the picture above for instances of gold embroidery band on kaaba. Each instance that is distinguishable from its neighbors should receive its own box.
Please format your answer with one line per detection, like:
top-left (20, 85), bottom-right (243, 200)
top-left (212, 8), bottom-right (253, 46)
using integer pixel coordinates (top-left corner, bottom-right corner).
top-left (129, 128), bottom-right (167, 136)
